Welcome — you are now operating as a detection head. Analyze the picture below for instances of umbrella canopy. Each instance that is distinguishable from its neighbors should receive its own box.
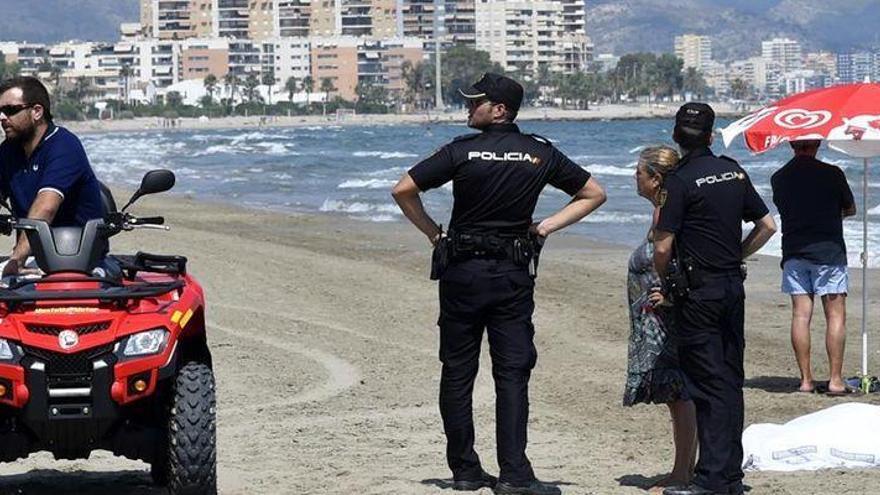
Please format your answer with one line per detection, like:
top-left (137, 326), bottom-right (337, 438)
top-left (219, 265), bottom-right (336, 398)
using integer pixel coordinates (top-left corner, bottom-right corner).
top-left (721, 82), bottom-right (880, 158)
top-left (721, 83), bottom-right (880, 388)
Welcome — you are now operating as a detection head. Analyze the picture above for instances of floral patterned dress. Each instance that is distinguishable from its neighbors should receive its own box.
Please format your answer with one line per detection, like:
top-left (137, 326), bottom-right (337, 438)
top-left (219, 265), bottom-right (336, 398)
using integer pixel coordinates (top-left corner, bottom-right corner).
top-left (623, 238), bottom-right (690, 406)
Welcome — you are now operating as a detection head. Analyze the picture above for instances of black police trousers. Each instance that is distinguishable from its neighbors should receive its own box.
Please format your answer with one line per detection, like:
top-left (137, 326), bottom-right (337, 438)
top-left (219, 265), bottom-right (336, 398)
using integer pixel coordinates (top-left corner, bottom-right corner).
top-left (675, 273), bottom-right (746, 493)
top-left (437, 259), bottom-right (537, 484)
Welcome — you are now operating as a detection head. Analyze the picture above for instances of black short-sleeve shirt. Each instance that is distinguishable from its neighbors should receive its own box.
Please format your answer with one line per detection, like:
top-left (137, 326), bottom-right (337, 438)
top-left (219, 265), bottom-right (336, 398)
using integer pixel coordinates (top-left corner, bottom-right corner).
top-left (771, 155), bottom-right (854, 266)
top-left (656, 147), bottom-right (769, 271)
top-left (408, 123), bottom-right (591, 233)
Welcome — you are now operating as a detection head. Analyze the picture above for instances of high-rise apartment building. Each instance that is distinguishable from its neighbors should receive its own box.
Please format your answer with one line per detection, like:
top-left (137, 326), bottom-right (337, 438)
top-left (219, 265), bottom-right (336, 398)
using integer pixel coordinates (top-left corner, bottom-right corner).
top-left (142, 0), bottom-right (213, 40)
top-left (276, 0), bottom-right (313, 37)
top-left (762, 37), bottom-right (803, 73)
top-left (674, 34), bottom-right (712, 71)
top-left (762, 37), bottom-right (803, 95)
top-left (401, 0), bottom-right (476, 47)
top-left (475, 0), bottom-right (590, 76)
top-left (837, 51), bottom-right (879, 83)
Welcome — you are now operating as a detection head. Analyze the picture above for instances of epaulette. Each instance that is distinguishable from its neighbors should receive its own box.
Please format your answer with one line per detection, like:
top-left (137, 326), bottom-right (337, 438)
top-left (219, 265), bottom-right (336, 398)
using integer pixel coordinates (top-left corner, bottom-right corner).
top-left (718, 154), bottom-right (739, 164)
top-left (452, 133), bottom-right (481, 143)
top-left (529, 133), bottom-right (553, 146)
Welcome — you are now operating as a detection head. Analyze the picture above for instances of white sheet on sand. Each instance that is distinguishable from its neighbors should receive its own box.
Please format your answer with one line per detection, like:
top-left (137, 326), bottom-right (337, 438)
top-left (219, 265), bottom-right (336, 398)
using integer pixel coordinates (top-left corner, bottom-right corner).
top-left (742, 403), bottom-right (880, 471)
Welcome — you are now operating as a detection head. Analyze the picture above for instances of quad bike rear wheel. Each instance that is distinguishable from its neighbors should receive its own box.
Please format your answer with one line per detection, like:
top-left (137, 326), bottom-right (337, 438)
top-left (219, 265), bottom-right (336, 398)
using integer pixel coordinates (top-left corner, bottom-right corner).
top-left (161, 361), bottom-right (217, 495)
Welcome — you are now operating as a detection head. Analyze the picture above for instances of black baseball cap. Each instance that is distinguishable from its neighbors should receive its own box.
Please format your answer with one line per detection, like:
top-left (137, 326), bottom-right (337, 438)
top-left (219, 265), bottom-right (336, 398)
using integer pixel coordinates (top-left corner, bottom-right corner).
top-left (675, 102), bottom-right (715, 136)
top-left (459, 73), bottom-right (524, 113)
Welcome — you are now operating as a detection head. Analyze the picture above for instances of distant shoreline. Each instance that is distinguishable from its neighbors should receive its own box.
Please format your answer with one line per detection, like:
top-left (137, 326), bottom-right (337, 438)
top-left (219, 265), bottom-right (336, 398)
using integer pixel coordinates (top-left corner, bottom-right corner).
top-left (62, 102), bottom-right (753, 135)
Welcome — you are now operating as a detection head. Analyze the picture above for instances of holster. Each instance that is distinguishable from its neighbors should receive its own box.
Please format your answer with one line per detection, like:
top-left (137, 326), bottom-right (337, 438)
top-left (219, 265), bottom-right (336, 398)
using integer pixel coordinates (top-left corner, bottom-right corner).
top-left (665, 242), bottom-right (701, 299)
top-left (430, 236), bottom-right (451, 280)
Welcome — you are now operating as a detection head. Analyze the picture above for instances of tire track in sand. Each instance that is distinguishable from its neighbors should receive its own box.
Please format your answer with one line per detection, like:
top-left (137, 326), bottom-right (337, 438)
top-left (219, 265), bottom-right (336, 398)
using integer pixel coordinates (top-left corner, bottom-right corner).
top-left (210, 303), bottom-right (494, 422)
top-left (210, 321), bottom-right (360, 406)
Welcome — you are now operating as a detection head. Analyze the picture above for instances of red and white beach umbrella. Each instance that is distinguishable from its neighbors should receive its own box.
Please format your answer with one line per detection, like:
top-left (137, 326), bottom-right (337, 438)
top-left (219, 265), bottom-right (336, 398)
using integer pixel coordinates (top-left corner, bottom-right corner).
top-left (720, 82), bottom-right (880, 388)
top-left (721, 82), bottom-right (880, 157)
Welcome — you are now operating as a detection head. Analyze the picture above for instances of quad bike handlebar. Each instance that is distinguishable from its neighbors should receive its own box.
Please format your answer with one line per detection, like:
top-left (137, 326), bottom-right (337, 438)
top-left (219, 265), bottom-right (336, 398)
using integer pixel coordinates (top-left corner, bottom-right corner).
top-left (0, 170), bottom-right (177, 276)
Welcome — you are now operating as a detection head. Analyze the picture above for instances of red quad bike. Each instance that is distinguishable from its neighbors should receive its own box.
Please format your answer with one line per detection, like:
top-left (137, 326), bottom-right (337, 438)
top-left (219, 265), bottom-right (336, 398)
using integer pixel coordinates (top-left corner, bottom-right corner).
top-left (0, 170), bottom-right (216, 494)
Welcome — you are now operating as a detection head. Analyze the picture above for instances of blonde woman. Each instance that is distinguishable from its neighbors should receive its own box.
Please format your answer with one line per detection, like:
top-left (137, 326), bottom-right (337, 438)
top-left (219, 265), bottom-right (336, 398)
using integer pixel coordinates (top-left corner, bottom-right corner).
top-left (625, 146), bottom-right (697, 492)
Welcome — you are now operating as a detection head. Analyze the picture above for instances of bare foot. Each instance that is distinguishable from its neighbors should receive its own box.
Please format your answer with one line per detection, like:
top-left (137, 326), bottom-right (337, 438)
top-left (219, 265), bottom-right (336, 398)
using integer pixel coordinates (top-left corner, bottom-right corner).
top-left (827, 379), bottom-right (847, 394)
top-left (798, 380), bottom-right (815, 393)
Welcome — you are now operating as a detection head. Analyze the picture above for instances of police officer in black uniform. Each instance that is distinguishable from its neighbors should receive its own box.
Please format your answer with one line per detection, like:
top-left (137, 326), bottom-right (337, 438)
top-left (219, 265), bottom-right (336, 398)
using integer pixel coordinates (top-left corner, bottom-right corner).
top-left (391, 73), bottom-right (606, 495)
top-left (655, 103), bottom-right (777, 495)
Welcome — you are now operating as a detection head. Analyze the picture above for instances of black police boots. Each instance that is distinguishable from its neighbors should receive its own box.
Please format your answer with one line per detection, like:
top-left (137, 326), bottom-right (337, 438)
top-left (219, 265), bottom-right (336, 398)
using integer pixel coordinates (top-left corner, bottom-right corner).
top-left (493, 479), bottom-right (561, 495)
top-left (663, 484), bottom-right (726, 495)
top-left (453, 471), bottom-right (497, 491)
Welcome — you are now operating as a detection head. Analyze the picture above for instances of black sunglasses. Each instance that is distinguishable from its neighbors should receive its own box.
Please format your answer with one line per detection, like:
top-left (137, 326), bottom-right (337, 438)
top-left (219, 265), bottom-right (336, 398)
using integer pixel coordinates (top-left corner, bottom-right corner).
top-left (466, 98), bottom-right (496, 109)
top-left (0, 104), bottom-right (34, 118)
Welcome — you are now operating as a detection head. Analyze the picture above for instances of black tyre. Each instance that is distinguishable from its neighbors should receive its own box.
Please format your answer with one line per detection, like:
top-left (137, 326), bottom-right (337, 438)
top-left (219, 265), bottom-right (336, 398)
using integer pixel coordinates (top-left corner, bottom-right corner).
top-left (166, 361), bottom-right (217, 495)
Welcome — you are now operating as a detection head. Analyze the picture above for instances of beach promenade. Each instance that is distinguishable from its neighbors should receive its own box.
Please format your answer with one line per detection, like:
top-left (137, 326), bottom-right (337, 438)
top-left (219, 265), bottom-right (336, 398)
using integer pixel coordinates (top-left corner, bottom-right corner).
top-left (0, 191), bottom-right (876, 494)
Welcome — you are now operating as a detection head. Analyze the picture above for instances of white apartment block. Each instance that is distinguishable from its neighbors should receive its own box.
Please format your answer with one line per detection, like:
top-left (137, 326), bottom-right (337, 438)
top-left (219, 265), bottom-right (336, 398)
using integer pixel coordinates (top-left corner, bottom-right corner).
top-left (262, 37), bottom-right (311, 86)
top-left (762, 37), bottom-right (803, 73)
top-left (674, 34), bottom-right (712, 71)
top-left (475, 0), bottom-right (588, 76)
top-left (762, 37), bottom-right (803, 94)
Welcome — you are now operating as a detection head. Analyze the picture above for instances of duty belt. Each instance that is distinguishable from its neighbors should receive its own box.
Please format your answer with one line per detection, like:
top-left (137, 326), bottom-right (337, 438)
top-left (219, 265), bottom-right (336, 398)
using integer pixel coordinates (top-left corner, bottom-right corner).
top-left (430, 230), bottom-right (544, 279)
top-left (449, 231), bottom-right (527, 260)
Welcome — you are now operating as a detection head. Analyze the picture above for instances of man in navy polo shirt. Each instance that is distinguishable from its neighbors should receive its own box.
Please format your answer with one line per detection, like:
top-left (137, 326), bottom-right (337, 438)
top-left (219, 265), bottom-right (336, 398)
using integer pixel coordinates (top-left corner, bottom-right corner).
top-left (0, 76), bottom-right (104, 277)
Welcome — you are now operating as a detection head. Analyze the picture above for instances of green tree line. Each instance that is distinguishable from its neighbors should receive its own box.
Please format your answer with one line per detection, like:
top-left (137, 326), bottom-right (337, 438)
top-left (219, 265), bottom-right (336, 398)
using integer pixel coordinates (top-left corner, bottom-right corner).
top-left (5, 45), bottom-right (719, 121)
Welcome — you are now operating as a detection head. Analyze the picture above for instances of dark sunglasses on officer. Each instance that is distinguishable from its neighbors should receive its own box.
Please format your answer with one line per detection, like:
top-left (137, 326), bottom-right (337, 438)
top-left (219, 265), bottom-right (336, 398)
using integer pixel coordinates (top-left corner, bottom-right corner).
top-left (0, 104), bottom-right (35, 119)
top-left (465, 97), bottom-right (497, 110)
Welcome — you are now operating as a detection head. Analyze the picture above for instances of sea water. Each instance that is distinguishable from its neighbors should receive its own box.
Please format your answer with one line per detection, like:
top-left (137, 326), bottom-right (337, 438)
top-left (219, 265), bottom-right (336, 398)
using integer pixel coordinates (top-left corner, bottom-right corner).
top-left (80, 119), bottom-right (879, 267)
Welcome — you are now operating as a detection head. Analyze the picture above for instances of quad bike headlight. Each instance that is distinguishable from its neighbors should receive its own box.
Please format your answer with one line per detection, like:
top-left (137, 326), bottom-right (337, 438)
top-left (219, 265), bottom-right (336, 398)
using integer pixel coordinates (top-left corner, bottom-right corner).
top-left (122, 328), bottom-right (169, 357)
top-left (0, 339), bottom-right (13, 361)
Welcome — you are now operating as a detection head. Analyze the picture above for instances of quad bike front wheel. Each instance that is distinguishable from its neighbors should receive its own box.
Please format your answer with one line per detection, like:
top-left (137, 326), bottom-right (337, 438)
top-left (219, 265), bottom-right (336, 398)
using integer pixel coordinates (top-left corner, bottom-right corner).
top-left (161, 361), bottom-right (217, 495)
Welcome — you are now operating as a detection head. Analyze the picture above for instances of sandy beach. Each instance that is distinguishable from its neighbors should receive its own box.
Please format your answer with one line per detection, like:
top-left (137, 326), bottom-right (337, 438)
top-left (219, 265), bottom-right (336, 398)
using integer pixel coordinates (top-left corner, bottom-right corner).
top-left (0, 190), bottom-right (876, 494)
top-left (61, 102), bottom-right (753, 136)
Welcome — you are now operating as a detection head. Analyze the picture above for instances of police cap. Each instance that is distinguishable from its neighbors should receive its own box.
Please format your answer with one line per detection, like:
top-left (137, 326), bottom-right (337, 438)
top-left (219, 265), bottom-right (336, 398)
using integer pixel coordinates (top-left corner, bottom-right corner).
top-left (675, 102), bottom-right (715, 137)
top-left (458, 73), bottom-right (524, 113)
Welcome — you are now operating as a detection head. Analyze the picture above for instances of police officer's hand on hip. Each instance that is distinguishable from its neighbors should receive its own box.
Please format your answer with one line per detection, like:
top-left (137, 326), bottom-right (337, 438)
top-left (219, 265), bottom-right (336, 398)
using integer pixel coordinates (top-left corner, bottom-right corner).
top-left (391, 73), bottom-right (606, 495)
top-left (654, 103), bottom-right (776, 495)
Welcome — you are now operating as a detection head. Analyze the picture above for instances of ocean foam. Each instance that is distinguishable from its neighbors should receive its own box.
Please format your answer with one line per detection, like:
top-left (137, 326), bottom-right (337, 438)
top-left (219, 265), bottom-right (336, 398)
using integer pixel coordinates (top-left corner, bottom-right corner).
top-left (352, 151), bottom-right (419, 159)
top-left (260, 142), bottom-right (289, 155)
top-left (582, 211), bottom-right (652, 224)
top-left (587, 164), bottom-right (636, 177)
top-left (338, 179), bottom-right (396, 189)
top-left (320, 199), bottom-right (400, 215)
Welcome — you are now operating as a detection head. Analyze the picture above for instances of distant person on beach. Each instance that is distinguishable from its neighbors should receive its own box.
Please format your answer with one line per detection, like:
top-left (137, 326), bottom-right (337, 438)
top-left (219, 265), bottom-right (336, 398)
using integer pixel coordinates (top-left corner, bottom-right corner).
top-left (654, 103), bottom-right (776, 495)
top-left (771, 140), bottom-right (856, 396)
top-left (627, 145), bottom-right (697, 493)
top-left (0, 77), bottom-right (106, 277)
top-left (391, 72), bottom-right (606, 495)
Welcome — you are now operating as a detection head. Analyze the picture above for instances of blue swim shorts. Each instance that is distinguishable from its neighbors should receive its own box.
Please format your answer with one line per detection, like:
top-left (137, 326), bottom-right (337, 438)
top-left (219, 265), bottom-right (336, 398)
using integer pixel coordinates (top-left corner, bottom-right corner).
top-left (781, 258), bottom-right (848, 296)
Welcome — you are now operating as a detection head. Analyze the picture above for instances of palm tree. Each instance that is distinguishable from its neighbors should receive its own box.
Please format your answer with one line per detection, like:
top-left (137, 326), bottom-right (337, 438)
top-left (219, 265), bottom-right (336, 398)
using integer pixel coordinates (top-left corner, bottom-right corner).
top-left (119, 64), bottom-right (134, 105)
top-left (70, 76), bottom-right (95, 114)
top-left (262, 72), bottom-right (275, 107)
top-left (319, 77), bottom-right (335, 116)
top-left (730, 78), bottom-right (751, 101)
top-left (204, 74), bottom-right (218, 104)
top-left (223, 72), bottom-right (239, 113)
top-left (682, 67), bottom-right (707, 98)
top-left (49, 65), bottom-right (64, 98)
top-left (401, 60), bottom-right (429, 111)
top-left (301, 75), bottom-right (314, 113)
top-left (283, 76), bottom-right (298, 116)
top-left (243, 73), bottom-right (260, 104)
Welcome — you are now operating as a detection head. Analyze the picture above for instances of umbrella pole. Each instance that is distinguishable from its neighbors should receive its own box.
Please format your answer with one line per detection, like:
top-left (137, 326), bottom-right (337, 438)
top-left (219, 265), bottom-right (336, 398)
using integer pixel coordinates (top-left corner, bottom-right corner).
top-left (863, 158), bottom-right (869, 383)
